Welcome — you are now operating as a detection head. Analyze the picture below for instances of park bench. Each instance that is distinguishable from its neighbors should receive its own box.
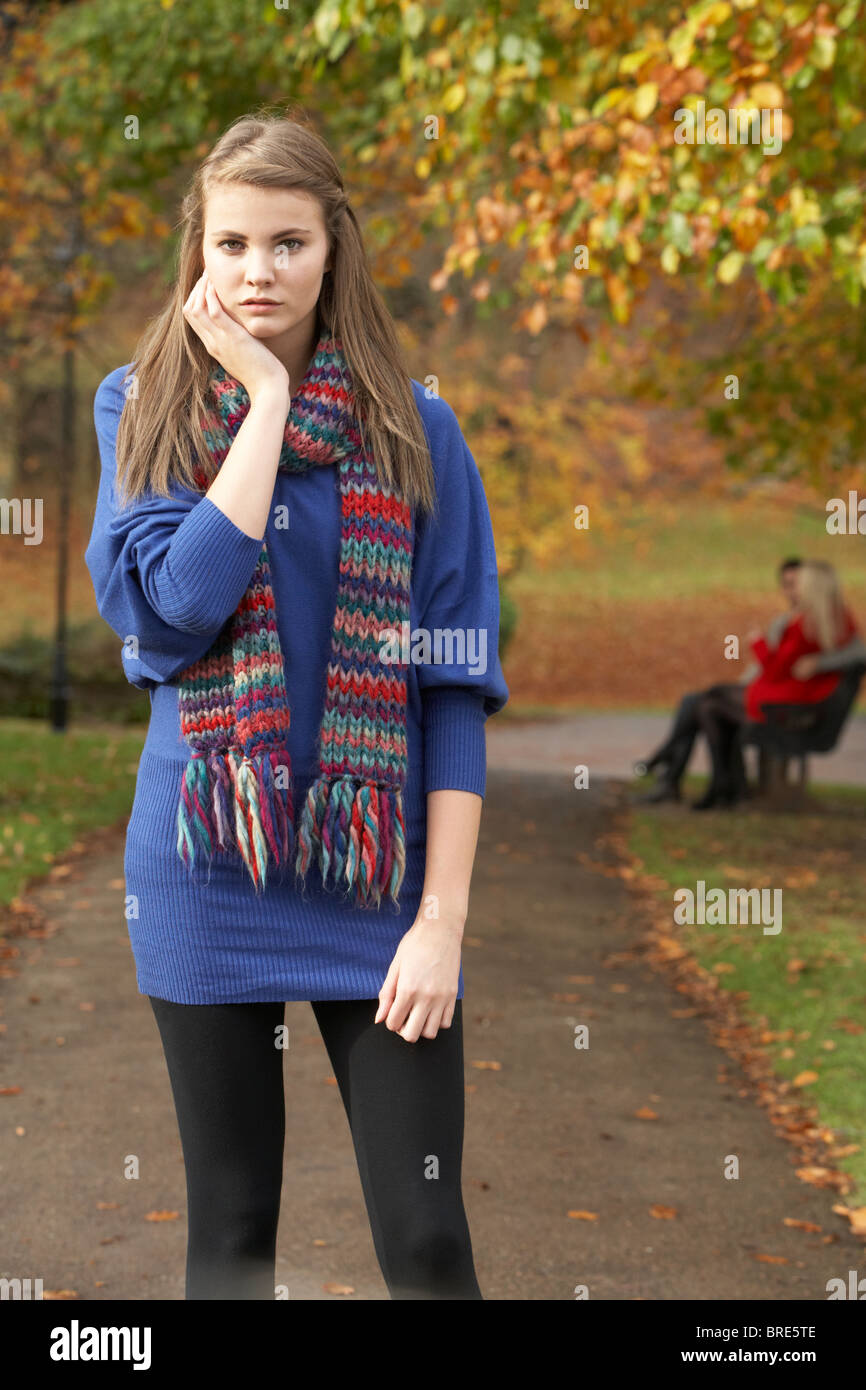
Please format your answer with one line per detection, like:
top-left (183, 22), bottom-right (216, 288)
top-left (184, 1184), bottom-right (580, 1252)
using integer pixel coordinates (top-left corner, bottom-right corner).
top-left (738, 661), bottom-right (866, 804)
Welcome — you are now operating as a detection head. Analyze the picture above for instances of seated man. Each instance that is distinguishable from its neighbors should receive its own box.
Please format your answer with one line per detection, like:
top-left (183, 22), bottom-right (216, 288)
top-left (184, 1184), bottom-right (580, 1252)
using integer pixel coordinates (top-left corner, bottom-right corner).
top-left (633, 557), bottom-right (866, 803)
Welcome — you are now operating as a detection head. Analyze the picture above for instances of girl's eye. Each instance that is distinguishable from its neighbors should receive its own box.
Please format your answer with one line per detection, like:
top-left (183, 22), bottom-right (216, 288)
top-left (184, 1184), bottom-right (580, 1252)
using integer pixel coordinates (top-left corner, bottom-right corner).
top-left (217, 239), bottom-right (302, 252)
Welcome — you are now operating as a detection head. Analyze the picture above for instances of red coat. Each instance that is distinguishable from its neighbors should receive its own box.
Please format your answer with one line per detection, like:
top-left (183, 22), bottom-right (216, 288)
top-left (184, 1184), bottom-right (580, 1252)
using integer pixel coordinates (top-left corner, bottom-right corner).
top-left (746, 609), bottom-right (859, 723)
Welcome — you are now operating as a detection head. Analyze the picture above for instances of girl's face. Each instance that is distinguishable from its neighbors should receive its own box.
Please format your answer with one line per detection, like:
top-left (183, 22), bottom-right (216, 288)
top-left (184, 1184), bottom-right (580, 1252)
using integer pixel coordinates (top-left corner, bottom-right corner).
top-left (201, 183), bottom-right (331, 348)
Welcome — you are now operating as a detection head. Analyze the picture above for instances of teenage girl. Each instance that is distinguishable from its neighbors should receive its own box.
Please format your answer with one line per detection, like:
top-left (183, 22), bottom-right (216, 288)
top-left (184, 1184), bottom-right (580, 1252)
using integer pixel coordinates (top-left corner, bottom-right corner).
top-left (85, 109), bottom-right (509, 1300)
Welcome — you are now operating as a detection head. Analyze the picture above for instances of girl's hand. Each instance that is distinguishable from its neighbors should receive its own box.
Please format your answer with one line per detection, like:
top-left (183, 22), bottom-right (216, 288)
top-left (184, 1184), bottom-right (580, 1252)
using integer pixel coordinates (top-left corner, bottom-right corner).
top-left (792, 654), bottom-right (819, 679)
top-left (375, 916), bottom-right (463, 1042)
top-left (182, 270), bottom-right (290, 402)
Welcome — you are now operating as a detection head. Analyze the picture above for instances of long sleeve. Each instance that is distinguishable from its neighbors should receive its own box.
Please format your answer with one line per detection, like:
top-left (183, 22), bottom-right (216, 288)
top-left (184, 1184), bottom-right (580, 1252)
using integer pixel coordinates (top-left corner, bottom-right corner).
top-left (411, 391), bottom-right (510, 798)
top-left (84, 365), bottom-right (266, 691)
top-left (811, 620), bottom-right (866, 673)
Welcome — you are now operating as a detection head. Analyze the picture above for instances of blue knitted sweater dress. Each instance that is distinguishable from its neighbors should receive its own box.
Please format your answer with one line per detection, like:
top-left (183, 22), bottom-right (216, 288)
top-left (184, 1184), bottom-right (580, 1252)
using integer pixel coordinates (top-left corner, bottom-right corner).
top-left (85, 365), bottom-right (510, 1004)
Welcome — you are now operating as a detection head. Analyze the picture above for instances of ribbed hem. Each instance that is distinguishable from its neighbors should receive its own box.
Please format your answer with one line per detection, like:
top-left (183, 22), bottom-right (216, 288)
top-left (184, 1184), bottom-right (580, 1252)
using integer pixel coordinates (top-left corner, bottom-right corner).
top-left (161, 497), bottom-right (264, 633)
top-left (421, 687), bottom-right (487, 797)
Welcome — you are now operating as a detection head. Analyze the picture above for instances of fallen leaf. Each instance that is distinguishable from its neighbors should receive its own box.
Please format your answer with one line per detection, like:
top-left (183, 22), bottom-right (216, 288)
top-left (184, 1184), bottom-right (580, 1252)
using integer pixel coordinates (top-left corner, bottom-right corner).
top-left (471, 1060), bottom-right (502, 1071)
top-left (144, 1210), bottom-right (179, 1222)
top-left (650, 1205), bottom-right (677, 1220)
top-left (635, 1106), bottom-right (658, 1120)
top-left (43, 1290), bottom-right (78, 1299)
top-left (322, 1281), bottom-right (354, 1295)
top-left (755, 1254), bottom-right (788, 1264)
top-left (793, 1070), bottom-right (819, 1087)
top-left (782, 1218), bottom-right (822, 1233)
top-left (567, 1210), bottom-right (598, 1221)
top-left (0, 1086), bottom-right (22, 1096)
top-left (832, 1204), bottom-right (866, 1237)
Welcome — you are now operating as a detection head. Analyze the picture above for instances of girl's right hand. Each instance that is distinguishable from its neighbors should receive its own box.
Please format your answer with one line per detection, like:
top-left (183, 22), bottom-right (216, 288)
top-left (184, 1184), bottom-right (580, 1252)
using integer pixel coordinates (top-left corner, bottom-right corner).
top-left (182, 270), bottom-right (290, 402)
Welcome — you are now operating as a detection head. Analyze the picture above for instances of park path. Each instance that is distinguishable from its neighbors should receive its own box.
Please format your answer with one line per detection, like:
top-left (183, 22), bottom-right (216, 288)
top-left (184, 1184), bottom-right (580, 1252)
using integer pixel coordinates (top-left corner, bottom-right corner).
top-left (0, 740), bottom-right (862, 1300)
top-left (485, 709), bottom-right (866, 785)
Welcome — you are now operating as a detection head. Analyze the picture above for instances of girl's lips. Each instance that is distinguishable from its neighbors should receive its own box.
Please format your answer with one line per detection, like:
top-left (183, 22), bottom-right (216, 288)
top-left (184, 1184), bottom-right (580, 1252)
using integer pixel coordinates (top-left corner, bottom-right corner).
top-left (242, 302), bottom-right (280, 312)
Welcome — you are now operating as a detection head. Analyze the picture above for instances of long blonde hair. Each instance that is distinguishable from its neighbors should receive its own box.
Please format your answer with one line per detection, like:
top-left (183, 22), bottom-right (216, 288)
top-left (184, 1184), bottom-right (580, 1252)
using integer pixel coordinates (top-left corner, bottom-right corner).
top-left (113, 105), bottom-right (436, 517)
top-left (796, 560), bottom-right (847, 649)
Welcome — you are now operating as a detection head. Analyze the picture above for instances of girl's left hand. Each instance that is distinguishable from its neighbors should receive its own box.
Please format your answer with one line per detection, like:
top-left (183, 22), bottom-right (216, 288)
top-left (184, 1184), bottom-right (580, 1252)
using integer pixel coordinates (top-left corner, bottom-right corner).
top-left (376, 916), bottom-right (464, 1042)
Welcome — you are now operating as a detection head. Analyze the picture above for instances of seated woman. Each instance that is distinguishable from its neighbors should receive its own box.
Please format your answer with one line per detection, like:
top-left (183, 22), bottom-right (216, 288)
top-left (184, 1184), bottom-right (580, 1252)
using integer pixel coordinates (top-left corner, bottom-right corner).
top-left (634, 558), bottom-right (866, 804)
top-left (691, 559), bottom-right (860, 809)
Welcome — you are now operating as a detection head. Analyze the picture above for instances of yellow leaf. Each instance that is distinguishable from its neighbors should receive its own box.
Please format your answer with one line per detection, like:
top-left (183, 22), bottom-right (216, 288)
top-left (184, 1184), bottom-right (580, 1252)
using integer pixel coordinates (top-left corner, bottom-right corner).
top-left (717, 250), bottom-right (745, 284)
top-left (793, 1070), bottom-right (819, 1087)
top-left (632, 83), bottom-right (658, 120)
top-left (619, 48), bottom-right (652, 77)
top-left (751, 82), bottom-right (784, 108)
top-left (624, 234), bottom-right (642, 264)
top-left (442, 83), bottom-right (466, 113)
top-left (661, 244), bottom-right (680, 275)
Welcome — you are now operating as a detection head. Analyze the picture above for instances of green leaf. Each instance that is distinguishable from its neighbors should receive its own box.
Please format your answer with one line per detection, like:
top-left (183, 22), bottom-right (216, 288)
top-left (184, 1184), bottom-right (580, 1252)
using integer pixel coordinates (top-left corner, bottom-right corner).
top-left (794, 224), bottom-right (827, 254)
top-left (811, 35), bottom-right (836, 70)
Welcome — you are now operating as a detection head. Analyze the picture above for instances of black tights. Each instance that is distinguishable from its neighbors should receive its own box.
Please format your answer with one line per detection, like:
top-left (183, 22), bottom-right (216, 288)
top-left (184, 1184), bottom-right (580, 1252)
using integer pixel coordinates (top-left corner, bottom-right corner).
top-left (148, 996), bottom-right (482, 1301)
top-left (646, 682), bottom-right (748, 793)
top-left (694, 682), bottom-right (749, 796)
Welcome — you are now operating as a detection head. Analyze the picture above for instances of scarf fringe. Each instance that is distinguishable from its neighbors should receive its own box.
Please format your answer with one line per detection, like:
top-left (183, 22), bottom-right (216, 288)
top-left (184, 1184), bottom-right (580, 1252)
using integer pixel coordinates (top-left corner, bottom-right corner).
top-left (176, 748), bottom-right (294, 891)
top-left (295, 775), bottom-right (406, 909)
top-left (176, 759), bottom-right (404, 907)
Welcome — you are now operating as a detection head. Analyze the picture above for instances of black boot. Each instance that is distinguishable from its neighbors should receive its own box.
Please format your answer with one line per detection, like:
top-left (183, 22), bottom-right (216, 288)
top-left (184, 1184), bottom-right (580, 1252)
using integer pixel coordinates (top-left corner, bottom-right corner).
top-left (691, 783), bottom-right (736, 810)
top-left (636, 775), bottom-right (681, 804)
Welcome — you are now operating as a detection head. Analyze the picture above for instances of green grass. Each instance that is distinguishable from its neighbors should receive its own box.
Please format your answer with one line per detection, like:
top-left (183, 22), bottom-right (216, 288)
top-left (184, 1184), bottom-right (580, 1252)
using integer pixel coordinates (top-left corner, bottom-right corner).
top-left (0, 718), bottom-right (144, 903)
top-left (629, 775), bottom-right (866, 1202)
top-left (510, 499), bottom-right (866, 603)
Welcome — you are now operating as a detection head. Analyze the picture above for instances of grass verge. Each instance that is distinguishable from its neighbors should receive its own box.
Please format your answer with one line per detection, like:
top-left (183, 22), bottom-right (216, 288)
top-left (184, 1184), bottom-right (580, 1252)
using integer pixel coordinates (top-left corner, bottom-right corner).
top-left (627, 776), bottom-right (866, 1204)
top-left (0, 718), bottom-right (144, 905)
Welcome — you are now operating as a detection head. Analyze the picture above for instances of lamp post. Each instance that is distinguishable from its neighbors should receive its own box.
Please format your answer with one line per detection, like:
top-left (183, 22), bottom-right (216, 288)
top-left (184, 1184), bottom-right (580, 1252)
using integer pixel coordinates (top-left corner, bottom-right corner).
top-left (48, 226), bottom-right (81, 733)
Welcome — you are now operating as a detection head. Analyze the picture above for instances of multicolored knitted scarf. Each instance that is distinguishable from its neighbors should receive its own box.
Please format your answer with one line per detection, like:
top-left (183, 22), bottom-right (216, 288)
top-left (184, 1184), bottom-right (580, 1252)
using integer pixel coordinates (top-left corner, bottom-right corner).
top-left (174, 332), bottom-right (413, 909)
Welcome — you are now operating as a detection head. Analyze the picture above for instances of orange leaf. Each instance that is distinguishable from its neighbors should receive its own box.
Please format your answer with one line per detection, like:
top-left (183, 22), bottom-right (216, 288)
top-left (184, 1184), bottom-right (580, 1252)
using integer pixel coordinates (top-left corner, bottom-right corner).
top-left (782, 1218), bottom-right (821, 1232)
top-left (144, 1210), bottom-right (179, 1222)
top-left (635, 1106), bottom-right (658, 1120)
top-left (832, 1205), bottom-right (866, 1237)
top-left (755, 1254), bottom-right (788, 1264)
top-left (322, 1281), bottom-right (355, 1295)
top-left (567, 1210), bottom-right (599, 1221)
top-left (471, 1060), bottom-right (502, 1070)
top-left (650, 1205), bottom-right (677, 1219)
top-left (793, 1070), bottom-right (819, 1087)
